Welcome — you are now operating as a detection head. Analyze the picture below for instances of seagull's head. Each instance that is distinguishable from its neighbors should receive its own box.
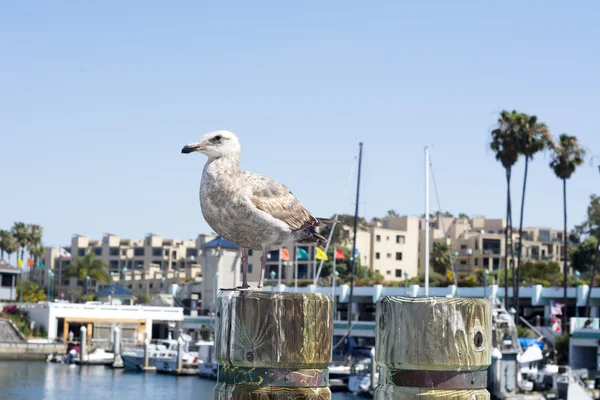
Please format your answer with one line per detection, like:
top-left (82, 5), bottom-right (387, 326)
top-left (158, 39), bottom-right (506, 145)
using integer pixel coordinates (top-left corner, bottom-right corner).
top-left (181, 130), bottom-right (241, 159)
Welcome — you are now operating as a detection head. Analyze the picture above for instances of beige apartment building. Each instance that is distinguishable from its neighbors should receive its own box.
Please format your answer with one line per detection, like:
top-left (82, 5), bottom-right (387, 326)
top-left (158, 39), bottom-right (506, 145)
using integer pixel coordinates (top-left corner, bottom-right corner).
top-left (42, 233), bottom-right (217, 298)
top-left (337, 216), bottom-right (421, 281)
top-left (418, 215), bottom-right (566, 276)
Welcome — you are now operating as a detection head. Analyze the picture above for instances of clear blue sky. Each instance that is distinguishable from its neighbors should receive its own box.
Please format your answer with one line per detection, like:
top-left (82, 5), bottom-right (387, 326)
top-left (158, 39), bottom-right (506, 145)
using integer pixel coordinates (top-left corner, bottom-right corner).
top-left (1, 1), bottom-right (599, 249)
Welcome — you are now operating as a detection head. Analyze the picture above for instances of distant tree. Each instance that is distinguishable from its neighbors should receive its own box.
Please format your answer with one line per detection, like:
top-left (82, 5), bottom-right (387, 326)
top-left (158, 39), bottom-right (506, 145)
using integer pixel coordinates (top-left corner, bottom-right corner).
top-left (0, 230), bottom-right (17, 262)
top-left (576, 194), bottom-right (600, 239)
top-left (63, 253), bottom-right (110, 283)
top-left (514, 113), bottom-right (551, 314)
top-left (570, 236), bottom-right (598, 276)
top-left (430, 242), bottom-right (451, 275)
top-left (490, 110), bottom-right (521, 309)
top-left (549, 133), bottom-right (585, 326)
top-left (458, 213), bottom-right (469, 220)
top-left (386, 210), bottom-right (399, 217)
top-left (135, 293), bottom-right (151, 304)
top-left (576, 194), bottom-right (600, 316)
top-left (11, 222), bottom-right (30, 264)
top-left (17, 281), bottom-right (46, 303)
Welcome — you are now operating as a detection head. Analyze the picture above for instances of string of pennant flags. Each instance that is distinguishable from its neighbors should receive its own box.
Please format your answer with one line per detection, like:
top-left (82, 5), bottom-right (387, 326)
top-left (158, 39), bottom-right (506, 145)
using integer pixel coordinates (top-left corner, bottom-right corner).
top-left (268, 247), bottom-right (350, 262)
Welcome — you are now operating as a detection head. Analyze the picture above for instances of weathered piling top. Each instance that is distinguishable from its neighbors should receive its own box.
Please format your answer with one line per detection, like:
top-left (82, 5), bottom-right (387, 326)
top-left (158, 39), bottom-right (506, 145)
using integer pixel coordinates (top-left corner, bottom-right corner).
top-left (376, 296), bottom-right (492, 371)
top-left (215, 290), bottom-right (333, 370)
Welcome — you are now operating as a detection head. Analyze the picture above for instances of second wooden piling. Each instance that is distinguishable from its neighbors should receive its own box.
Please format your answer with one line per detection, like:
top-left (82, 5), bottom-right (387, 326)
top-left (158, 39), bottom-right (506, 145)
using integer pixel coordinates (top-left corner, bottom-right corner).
top-left (213, 290), bottom-right (333, 399)
top-left (375, 297), bottom-right (492, 399)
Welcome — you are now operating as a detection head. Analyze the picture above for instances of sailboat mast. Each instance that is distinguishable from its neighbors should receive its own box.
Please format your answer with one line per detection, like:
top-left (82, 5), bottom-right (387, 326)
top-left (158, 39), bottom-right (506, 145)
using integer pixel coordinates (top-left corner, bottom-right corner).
top-left (346, 142), bottom-right (363, 356)
top-left (425, 146), bottom-right (430, 296)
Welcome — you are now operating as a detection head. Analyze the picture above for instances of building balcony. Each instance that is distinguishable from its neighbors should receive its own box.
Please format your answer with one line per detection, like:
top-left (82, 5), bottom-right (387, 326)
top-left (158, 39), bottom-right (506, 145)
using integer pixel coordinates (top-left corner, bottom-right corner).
top-left (482, 249), bottom-right (501, 255)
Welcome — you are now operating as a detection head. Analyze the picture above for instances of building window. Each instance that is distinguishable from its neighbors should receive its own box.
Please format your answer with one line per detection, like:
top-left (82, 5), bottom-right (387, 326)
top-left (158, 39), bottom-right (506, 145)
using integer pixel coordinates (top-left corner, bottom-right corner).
top-left (186, 248), bottom-right (198, 258)
top-left (376, 235), bottom-right (381, 242)
top-left (172, 251), bottom-right (177, 259)
top-left (134, 248), bottom-right (144, 257)
top-left (62, 280), bottom-right (69, 286)
top-left (109, 247), bottom-right (119, 256)
top-left (171, 262), bottom-right (177, 269)
top-left (492, 258), bottom-right (500, 270)
top-left (460, 260), bottom-right (467, 265)
top-left (386, 236), bottom-right (390, 241)
top-left (483, 258), bottom-right (490, 268)
top-left (387, 253), bottom-right (391, 259)
top-left (78, 249), bottom-right (86, 257)
top-left (93, 247), bottom-right (102, 256)
top-left (396, 235), bottom-right (405, 244)
top-left (375, 270), bottom-right (380, 274)
top-left (149, 283), bottom-right (153, 289)
top-left (1, 274), bottom-right (12, 287)
top-left (248, 249), bottom-right (253, 256)
top-left (109, 260), bottom-right (119, 270)
top-left (395, 269), bottom-right (402, 277)
top-left (135, 262), bottom-right (144, 269)
top-left (138, 283), bottom-right (142, 289)
top-left (460, 244), bottom-right (467, 250)
top-left (475, 258), bottom-right (479, 266)
top-left (375, 252), bottom-right (380, 260)
top-left (396, 252), bottom-right (403, 261)
top-left (152, 248), bottom-right (162, 257)
top-left (386, 271), bottom-right (391, 275)
top-left (154, 261), bottom-right (163, 269)
top-left (128, 284), bottom-right (132, 289)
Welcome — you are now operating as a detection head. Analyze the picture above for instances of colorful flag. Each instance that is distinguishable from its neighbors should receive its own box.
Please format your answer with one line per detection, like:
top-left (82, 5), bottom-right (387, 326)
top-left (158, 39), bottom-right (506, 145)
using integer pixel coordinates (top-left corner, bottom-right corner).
top-left (315, 247), bottom-right (328, 261)
top-left (37, 260), bottom-right (44, 270)
top-left (17, 258), bottom-right (23, 268)
top-left (551, 301), bottom-right (564, 316)
top-left (27, 258), bottom-right (34, 268)
top-left (281, 248), bottom-right (290, 261)
top-left (296, 247), bottom-right (309, 260)
top-left (59, 248), bottom-right (71, 260)
top-left (334, 248), bottom-right (345, 260)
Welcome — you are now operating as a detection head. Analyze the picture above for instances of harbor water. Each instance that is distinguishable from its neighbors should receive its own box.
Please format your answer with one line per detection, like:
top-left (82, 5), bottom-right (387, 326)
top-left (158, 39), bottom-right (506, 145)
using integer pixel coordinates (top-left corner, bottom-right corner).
top-left (0, 362), bottom-right (357, 400)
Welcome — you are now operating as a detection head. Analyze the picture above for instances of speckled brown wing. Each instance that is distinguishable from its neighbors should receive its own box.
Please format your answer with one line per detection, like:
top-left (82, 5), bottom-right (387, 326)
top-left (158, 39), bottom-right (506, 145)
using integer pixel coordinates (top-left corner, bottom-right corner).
top-left (243, 171), bottom-right (319, 232)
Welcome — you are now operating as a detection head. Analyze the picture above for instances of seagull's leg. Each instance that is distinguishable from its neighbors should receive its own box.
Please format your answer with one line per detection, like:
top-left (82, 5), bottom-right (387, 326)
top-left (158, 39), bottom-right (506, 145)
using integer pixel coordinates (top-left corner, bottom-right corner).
top-left (258, 251), bottom-right (268, 289)
top-left (236, 248), bottom-right (250, 290)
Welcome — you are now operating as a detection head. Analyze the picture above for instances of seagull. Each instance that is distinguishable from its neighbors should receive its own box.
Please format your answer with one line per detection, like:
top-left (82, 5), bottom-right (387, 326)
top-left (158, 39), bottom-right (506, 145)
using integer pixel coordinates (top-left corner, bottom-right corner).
top-left (182, 130), bottom-right (335, 289)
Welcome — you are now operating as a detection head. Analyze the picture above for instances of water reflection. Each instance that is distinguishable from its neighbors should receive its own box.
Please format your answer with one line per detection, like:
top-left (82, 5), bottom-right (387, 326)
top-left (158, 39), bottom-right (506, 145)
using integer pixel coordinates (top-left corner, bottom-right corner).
top-left (0, 362), bottom-right (354, 400)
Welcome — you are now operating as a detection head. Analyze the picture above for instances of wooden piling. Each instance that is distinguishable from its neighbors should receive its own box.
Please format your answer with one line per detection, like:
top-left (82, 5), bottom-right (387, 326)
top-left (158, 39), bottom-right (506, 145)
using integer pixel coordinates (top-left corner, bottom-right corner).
top-left (80, 326), bottom-right (87, 363)
top-left (213, 290), bottom-right (333, 400)
top-left (375, 297), bottom-right (492, 399)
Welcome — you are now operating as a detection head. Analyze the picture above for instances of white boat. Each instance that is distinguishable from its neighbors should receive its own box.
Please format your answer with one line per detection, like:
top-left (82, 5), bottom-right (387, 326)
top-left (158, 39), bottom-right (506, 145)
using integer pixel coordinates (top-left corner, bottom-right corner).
top-left (155, 334), bottom-right (198, 375)
top-left (196, 340), bottom-right (217, 378)
top-left (122, 339), bottom-right (178, 371)
top-left (74, 348), bottom-right (115, 366)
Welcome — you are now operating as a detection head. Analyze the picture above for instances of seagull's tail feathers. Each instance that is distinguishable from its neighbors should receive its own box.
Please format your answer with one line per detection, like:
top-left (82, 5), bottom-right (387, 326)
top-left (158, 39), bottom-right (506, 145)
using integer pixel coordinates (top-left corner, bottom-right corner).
top-left (314, 217), bottom-right (338, 226)
top-left (295, 226), bottom-right (328, 246)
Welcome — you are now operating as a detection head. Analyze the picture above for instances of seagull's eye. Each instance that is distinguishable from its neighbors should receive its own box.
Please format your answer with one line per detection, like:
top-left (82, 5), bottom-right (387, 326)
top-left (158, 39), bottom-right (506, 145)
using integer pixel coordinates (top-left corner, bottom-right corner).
top-left (213, 135), bottom-right (222, 142)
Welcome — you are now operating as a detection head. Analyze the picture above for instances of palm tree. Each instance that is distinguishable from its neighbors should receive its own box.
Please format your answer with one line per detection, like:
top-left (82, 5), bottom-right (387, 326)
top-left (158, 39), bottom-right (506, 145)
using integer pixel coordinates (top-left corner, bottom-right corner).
top-left (490, 110), bottom-right (521, 309)
top-left (11, 222), bottom-right (30, 265)
top-left (0, 230), bottom-right (14, 261)
top-left (28, 242), bottom-right (45, 281)
top-left (0, 231), bottom-right (17, 264)
top-left (387, 210), bottom-right (399, 217)
top-left (27, 224), bottom-right (43, 280)
top-left (549, 134), bottom-right (585, 328)
top-left (63, 253), bottom-right (110, 285)
top-left (430, 242), bottom-right (451, 275)
top-left (514, 114), bottom-right (551, 314)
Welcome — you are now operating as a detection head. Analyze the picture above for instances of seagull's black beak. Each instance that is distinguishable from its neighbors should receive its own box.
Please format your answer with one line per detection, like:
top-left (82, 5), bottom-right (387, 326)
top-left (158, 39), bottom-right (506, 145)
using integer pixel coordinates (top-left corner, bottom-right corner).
top-left (181, 143), bottom-right (203, 154)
